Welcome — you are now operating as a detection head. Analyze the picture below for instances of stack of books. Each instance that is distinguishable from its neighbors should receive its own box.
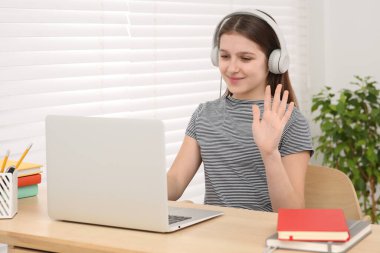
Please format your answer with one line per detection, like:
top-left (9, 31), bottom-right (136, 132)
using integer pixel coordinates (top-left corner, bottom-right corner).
top-left (0, 160), bottom-right (42, 199)
top-left (265, 209), bottom-right (372, 253)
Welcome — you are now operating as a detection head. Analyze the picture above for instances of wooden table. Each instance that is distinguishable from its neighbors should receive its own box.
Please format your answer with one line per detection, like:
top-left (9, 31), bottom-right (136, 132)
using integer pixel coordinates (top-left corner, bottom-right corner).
top-left (0, 185), bottom-right (379, 253)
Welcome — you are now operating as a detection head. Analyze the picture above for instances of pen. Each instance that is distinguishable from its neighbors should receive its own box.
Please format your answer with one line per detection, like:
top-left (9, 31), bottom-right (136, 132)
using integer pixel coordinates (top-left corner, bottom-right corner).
top-left (15, 143), bottom-right (33, 169)
top-left (1, 150), bottom-right (10, 173)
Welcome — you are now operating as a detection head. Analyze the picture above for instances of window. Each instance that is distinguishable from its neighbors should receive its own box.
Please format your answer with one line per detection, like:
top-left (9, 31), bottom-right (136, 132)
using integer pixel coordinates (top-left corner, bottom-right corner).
top-left (0, 0), bottom-right (309, 203)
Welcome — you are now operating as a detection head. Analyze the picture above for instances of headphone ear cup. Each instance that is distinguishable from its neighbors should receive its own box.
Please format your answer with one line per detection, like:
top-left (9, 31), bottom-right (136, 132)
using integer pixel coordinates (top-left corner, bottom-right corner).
top-left (268, 49), bottom-right (289, 74)
top-left (210, 46), bottom-right (219, 66)
top-left (268, 49), bottom-right (282, 74)
top-left (279, 53), bottom-right (289, 74)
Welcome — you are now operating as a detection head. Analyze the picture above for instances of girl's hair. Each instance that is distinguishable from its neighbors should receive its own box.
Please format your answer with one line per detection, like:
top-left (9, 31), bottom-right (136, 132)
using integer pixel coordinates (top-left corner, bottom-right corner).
top-left (218, 14), bottom-right (298, 106)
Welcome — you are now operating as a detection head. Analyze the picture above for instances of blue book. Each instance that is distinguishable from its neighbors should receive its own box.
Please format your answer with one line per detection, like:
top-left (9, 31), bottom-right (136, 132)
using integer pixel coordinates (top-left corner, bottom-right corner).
top-left (18, 184), bottom-right (38, 199)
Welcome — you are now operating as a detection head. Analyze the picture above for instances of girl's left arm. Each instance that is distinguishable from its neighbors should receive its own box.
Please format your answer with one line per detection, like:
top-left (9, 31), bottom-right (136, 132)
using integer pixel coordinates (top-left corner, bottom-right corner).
top-left (252, 84), bottom-right (310, 212)
top-left (261, 150), bottom-right (310, 212)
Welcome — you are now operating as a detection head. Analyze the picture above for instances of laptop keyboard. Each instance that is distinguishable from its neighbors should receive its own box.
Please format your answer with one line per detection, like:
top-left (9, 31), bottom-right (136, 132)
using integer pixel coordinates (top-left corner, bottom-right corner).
top-left (168, 215), bottom-right (192, 224)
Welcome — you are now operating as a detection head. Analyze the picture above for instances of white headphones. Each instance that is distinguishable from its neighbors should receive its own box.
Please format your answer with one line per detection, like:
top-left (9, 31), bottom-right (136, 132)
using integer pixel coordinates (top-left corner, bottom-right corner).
top-left (210, 10), bottom-right (290, 74)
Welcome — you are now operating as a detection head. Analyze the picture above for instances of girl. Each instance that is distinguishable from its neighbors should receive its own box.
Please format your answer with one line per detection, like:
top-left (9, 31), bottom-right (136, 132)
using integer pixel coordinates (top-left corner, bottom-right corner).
top-left (167, 10), bottom-right (313, 212)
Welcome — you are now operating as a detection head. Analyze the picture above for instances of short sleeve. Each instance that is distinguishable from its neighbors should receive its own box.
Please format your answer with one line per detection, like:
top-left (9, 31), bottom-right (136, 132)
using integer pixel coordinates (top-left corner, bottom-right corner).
top-left (279, 108), bottom-right (314, 157)
top-left (185, 104), bottom-right (204, 140)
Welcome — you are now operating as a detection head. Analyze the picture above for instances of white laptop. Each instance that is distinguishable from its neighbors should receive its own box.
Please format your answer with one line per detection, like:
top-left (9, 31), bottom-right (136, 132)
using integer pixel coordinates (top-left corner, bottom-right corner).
top-left (45, 115), bottom-right (222, 232)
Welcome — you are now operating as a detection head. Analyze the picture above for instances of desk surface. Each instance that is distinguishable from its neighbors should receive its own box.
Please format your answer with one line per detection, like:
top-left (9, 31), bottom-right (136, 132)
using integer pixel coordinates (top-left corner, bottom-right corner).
top-left (0, 185), bottom-right (379, 253)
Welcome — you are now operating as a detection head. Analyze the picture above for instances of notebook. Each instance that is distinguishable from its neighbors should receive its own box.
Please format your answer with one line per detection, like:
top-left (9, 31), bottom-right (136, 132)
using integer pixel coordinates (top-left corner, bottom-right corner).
top-left (277, 209), bottom-right (350, 241)
top-left (45, 115), bottom-right (223, 232)
top-left (266, 220), bottom-right (371, 253)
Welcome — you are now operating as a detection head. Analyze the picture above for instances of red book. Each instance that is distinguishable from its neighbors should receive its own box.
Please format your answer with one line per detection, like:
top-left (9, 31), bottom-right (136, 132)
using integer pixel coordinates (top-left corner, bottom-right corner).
top-left (18, 173), bottom-right (42, 187)
top-left (277, 209), bottom-right (350, 242)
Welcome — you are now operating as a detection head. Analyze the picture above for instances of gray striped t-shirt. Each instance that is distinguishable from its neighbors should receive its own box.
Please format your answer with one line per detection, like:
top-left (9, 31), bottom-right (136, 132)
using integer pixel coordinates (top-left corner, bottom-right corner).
top-left (186, 96), bottom-right (313, 212)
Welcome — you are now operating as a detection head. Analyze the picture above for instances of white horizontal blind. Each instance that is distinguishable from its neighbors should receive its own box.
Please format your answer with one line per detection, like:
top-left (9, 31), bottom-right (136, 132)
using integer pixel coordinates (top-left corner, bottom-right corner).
top-left (0, 0), bottom-right (309, 203)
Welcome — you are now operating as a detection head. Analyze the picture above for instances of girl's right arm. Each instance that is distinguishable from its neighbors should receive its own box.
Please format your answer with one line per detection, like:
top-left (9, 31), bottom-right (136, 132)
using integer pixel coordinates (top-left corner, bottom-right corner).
top-left (167, 136), bottom-right (202, 200)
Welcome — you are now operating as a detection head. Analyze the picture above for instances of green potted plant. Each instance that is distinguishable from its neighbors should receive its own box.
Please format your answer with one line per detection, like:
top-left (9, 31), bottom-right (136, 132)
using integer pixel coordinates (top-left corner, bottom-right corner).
top-left (311, 76), bottom-right (380, 223)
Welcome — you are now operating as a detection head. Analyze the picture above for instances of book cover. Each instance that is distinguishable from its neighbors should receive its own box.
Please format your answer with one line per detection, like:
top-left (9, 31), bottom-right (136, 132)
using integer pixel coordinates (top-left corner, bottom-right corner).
top-left (266, 220), bottom-right (371, 253)
top-left (0, 159), bottom-right (42, 170)
top-left (18, 173), bottom-right (42, 187)
top-left (18, 184), bottom-right (39, 199)
top-left (277, 209), bottom-right (350, 241)
top-left (16, 168), bottom-right (43, 178)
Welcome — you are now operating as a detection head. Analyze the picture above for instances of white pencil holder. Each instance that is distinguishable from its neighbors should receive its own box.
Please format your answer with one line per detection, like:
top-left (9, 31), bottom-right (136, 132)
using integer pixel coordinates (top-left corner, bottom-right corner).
top-left (0, 173), bottom-right (18, 218)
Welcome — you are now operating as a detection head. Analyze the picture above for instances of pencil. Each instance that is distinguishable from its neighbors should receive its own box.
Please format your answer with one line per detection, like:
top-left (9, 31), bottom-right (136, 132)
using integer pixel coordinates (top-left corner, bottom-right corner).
top-left (15, 143), bottom-right (33, 169)
top-left (1, 150), bottom-right (10, 173)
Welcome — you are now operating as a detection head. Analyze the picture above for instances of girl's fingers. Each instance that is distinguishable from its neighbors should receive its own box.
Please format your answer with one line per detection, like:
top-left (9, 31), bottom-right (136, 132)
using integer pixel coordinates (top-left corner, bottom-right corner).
top-left (271, 84), bottom-right (282, 113)
top-left (252, 104), bottom-right (261, 129)
top-left (281, 102), bottom-right (294, 127)
top-left (278, 90), bottom-right (289, 118)
top-left (264, 85), bottom-right (271, 112)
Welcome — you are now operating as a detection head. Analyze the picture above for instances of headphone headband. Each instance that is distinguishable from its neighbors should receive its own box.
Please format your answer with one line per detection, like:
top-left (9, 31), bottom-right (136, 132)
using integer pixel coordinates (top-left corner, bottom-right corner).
top-left (211, 9), bottom-right (289, 74)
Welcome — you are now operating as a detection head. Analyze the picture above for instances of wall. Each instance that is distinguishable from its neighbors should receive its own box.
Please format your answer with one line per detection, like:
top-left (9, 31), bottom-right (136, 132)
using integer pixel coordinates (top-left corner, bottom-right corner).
top-left (308, 0), bottom-right (380, 164)
top-left (309, 0), bottom-right (380, 92)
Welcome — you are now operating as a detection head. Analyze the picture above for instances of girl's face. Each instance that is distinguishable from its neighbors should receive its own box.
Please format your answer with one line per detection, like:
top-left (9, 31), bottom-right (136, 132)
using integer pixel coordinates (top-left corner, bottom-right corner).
top-left (218, 32), bottom-right (268, 100)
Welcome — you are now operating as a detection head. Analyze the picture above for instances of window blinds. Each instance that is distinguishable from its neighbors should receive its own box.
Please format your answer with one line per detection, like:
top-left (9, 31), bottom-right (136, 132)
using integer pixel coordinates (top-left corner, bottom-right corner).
top-left (0, 0), bottom-right (309, 203)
